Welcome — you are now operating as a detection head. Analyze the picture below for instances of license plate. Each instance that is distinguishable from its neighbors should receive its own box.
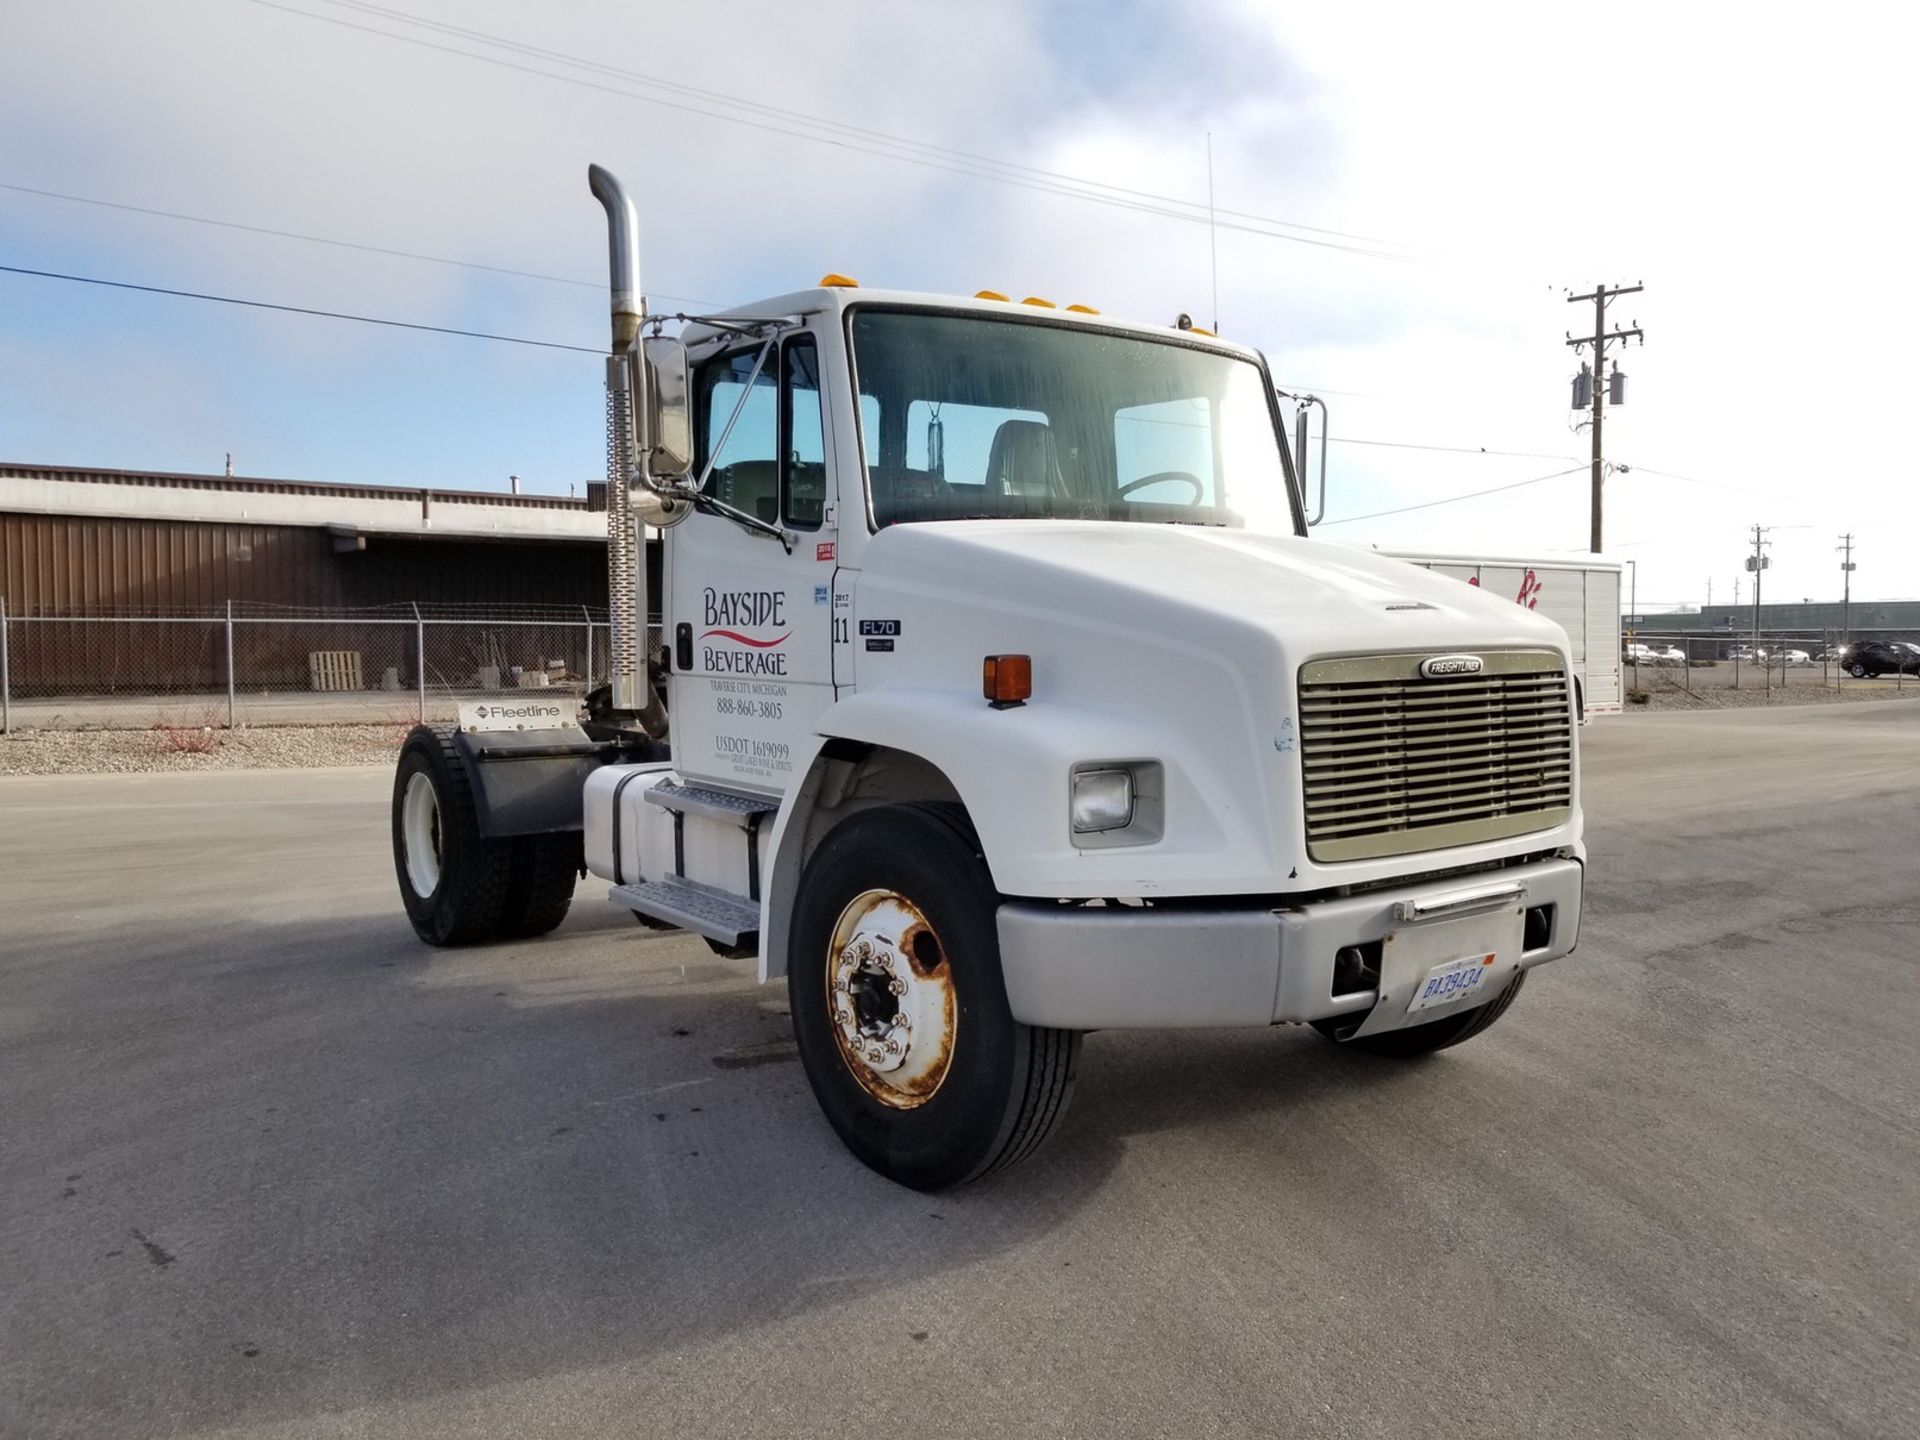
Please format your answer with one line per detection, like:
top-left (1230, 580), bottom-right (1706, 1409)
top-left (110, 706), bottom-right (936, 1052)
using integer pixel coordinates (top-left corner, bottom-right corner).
top-left (1407, 953), bottom-right (1498, 1013)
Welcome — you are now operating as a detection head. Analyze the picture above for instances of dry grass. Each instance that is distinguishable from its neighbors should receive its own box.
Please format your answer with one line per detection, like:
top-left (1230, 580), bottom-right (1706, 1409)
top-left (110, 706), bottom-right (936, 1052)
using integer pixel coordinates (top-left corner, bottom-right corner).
top-left (150, 706), bottom-right (225, 755)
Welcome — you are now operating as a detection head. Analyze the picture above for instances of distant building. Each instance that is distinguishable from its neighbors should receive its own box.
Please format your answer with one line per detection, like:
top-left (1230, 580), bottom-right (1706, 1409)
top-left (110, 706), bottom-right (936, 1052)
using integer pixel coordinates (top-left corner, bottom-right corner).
top-left (1633, 601), bottom-right (1920, 635)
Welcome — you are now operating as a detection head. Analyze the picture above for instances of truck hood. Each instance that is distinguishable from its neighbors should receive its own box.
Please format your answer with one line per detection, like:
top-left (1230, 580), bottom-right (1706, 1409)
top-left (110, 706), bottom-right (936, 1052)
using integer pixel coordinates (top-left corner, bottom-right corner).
top-left (859, 520), bottom-right (1570, 658)
top-left (838, 520), bottom-right (1582, 901)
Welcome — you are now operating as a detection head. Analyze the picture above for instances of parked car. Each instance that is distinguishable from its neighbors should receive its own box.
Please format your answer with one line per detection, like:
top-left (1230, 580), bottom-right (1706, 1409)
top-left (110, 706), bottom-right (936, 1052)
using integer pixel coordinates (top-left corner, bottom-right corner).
top-left (1728, 644), bottom-right (1764, 662)
top-left (1625, 642), bottom-right (1683, 665)
top-left (1777, 648), bottom-right (1812, 666)
top-left (1838, 640), bottom-right (1920, 678)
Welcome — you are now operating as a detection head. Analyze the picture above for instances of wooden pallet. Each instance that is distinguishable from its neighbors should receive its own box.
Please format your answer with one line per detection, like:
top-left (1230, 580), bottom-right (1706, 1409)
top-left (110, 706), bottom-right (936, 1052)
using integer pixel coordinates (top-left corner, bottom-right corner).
top-left (308, 650), bottom-right (365, 692)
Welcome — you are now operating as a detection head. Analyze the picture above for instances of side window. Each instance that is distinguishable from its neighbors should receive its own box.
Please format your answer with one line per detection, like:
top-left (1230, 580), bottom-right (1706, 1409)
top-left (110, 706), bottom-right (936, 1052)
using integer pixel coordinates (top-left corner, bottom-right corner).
top-left (782, 337), bottom-right (825, 530)
top-left (696, 348), bottom-right (778, 519)
top-left (1114, 397), bottom-right (1218, 507)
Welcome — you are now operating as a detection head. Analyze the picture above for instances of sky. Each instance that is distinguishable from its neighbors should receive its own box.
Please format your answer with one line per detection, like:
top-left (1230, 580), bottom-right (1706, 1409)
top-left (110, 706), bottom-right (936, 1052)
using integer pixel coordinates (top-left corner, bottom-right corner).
top-left (3, 0), bottom-right (1916, 612)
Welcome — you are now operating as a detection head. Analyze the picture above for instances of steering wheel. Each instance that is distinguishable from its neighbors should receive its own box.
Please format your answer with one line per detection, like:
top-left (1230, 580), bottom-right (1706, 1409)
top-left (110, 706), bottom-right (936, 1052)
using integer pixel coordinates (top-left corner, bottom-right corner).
top-left (1117, 471), bottom-right (1205, 503)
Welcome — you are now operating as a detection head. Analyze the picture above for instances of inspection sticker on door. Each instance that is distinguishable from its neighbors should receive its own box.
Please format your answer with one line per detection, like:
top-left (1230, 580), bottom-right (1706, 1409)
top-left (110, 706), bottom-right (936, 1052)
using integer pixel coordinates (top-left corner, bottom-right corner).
top-left (1407, 953), bottom-right (1498, 1013)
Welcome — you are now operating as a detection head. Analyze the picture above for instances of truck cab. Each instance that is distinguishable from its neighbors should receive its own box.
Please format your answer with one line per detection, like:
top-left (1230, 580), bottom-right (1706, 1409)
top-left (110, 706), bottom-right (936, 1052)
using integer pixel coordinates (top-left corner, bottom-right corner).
top-left (389, 168), bottom-right (1585, 1190)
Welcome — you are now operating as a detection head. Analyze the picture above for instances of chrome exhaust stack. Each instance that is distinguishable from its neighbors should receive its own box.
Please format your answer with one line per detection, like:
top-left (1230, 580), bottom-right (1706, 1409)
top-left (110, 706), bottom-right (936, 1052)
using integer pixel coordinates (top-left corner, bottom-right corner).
top-left (589, 164), bottom-right (663, 731)
top-left (589, 163), bottom-right (644, 353)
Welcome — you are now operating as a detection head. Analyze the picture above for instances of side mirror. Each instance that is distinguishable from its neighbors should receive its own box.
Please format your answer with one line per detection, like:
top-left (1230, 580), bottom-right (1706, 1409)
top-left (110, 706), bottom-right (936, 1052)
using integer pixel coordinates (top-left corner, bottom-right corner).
top-left (1287, 393), bottom-right (1329, 526)
top-left (644, 336), bottom-right (694, 481)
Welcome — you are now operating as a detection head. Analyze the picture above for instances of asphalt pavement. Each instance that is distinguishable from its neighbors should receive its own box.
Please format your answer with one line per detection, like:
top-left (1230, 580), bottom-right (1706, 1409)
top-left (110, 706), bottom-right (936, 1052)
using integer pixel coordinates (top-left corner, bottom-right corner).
top-left (2, 702), bottom-right (1915, 1438)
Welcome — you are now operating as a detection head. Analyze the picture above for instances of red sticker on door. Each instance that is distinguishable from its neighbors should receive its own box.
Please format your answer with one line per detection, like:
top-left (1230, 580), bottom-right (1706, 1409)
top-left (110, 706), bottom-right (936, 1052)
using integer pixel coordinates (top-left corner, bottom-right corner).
top-left (816, 542), bottom-right (835, 563)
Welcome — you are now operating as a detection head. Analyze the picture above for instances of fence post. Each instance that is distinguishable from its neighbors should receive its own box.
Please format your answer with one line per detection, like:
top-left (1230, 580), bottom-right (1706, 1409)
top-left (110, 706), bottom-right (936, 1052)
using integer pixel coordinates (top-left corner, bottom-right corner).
top-left (1, 595), bottom-right (11, 736)
top-left (413, 603), bottom-right (426, 723)
top-left (582, 603), bottom-right (594, 694)
top-left (224, 600), bottom-right (236, 729)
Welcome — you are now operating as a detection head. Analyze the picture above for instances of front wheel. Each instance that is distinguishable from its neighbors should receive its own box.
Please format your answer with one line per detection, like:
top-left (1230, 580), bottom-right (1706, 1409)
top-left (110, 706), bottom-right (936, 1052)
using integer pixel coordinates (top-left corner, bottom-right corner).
top-left (1850, 663), bottom-right (1868, 678)
top-left (788, 803), bottom-right (1081, 1190)
top-left (1313, 970), bottom-right (1527, 1058)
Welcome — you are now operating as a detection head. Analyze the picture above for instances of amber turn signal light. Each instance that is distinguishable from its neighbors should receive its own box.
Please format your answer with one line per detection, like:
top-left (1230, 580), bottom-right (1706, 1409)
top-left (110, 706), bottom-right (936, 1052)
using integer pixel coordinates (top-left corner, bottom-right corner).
top-left (983, 654), bottom-right (1032, 708)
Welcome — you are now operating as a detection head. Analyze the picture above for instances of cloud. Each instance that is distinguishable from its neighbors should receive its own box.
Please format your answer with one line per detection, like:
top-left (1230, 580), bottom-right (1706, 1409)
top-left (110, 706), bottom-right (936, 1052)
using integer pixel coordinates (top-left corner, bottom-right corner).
top-left (2, 0), bottom-right (1916, 603)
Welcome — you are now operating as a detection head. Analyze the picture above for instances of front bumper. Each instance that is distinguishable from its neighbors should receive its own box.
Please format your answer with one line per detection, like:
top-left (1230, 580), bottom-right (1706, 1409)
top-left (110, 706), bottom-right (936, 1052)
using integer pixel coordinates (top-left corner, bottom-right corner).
top-left (996, 857), bottom-right (1583, 1031)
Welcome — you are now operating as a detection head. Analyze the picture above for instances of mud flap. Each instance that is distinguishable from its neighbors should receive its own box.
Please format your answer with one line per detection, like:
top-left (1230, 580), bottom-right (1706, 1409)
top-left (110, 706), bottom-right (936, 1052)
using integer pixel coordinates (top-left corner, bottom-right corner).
top-left (454, 725), bottom-right (621, 838)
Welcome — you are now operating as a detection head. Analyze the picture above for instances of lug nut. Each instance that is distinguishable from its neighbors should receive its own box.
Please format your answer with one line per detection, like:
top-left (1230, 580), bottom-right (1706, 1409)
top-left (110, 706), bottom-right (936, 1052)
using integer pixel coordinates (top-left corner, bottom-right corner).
top-left (893, 1013), bottom-right (910, 1029)
top-left (889, 978), bottom-right (906, 996)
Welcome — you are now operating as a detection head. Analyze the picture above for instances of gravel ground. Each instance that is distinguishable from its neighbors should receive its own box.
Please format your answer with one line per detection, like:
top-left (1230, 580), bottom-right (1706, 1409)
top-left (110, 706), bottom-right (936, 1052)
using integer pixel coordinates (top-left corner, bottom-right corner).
top-left (1634, 681), bottom-right (1920, 711)
top-left (8, 684), bottom-right (1917, 772)
top-left (0, 724), bottom-right (406, 776)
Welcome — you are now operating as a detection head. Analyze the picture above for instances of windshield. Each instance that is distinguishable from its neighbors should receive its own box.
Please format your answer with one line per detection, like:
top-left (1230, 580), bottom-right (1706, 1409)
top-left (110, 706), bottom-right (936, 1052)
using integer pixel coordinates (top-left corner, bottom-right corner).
top-left (849, 309), bottom-right (1299, 532)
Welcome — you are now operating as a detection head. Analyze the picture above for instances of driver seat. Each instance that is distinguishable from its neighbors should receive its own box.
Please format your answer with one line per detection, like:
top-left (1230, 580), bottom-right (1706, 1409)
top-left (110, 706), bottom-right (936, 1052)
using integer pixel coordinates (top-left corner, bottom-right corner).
top-left (985, 419), bottom-right (1067, 500)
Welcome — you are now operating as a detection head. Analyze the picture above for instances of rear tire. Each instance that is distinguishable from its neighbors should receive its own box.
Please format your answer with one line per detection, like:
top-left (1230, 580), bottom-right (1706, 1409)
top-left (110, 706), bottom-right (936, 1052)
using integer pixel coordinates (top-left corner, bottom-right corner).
top-left (788, 802), bottom-right (1080, 1190)
top-left (500, 833), bottom-right (580, 938)
top-left (392, 726), bottom-right (514, 946)
top-left (1314, 969), bottom-right (1527, 1058)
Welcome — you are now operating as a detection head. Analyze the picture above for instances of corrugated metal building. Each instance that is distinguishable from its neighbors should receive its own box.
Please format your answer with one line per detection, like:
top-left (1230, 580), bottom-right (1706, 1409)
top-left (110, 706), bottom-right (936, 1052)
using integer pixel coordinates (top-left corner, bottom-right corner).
top-left (0, 462), bottom-right (613, 614)
top-left (0, 462), bottom-right (655, 698)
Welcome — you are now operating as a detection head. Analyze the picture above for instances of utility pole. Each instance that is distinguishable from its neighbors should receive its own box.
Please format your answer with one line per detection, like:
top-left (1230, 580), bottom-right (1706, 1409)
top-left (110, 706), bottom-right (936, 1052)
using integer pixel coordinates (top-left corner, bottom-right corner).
top-left (1566, 283), bottom-right (1645, 553)
top-left (1837, 532), bottom-right (1855, 641)
top-left (1746, 524), bottom-right (1772, 650)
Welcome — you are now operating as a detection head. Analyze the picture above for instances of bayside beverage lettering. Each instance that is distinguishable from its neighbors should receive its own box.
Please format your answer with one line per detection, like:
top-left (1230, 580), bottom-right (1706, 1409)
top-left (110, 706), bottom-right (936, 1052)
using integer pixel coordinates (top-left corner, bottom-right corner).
top-left (702, 587), bottom-right (789, 676)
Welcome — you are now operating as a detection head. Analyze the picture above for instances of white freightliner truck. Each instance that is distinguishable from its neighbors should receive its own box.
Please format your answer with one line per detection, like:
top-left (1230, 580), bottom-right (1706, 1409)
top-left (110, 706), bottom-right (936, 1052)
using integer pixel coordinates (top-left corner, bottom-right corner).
top-left (389, 166), bottom-right (1586, 1190)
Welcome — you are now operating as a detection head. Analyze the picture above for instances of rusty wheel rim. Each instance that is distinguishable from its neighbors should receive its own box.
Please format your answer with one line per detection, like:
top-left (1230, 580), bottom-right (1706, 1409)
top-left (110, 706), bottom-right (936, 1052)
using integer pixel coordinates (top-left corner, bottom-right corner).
top-left (825, 888), bottom-right (958, 1110)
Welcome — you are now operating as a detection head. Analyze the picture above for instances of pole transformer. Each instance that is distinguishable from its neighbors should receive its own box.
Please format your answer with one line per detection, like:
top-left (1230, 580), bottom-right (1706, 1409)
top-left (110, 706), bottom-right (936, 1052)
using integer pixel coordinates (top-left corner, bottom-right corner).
top-left (1566, 283), bottom-right (1644, 553)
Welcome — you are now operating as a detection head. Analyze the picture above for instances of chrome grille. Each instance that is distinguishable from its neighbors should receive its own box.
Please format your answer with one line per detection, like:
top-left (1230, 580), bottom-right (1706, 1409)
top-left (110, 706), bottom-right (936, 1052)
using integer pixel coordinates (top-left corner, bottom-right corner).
top-left (1297, 650), bottom-right (1573, 862)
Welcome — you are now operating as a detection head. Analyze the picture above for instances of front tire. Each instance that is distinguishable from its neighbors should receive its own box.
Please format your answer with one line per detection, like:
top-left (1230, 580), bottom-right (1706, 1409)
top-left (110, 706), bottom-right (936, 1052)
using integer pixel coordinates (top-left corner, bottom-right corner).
top-left (788, 803), bottom-right (1080, 1190)
top-left (1314, 969), bottom-right (1527, 1058)
top-left (1850, 662), bottom-right (1868, 678)
top-left (392, 726), bottom-right (515, 946)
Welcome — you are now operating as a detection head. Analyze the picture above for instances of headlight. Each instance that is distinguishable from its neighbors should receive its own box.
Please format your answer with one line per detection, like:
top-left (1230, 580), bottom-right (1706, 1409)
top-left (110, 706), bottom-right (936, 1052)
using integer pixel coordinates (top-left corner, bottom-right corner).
top-left (1070, 768), bottom-right (1135, 833)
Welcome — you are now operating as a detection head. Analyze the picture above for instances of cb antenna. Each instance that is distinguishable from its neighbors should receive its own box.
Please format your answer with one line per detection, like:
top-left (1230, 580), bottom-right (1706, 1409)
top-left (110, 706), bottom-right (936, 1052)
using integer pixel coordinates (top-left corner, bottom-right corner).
top-left (1206, 132), bottom-right (1219, 335)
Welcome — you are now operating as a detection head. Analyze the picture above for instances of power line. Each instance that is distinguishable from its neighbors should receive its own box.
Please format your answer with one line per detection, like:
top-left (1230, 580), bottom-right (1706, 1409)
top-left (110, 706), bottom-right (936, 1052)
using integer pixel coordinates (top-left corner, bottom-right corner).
top-left (1622, 464), bottom-right (1798, 504)
top-left (0, 180), bottom-right (718, 307)
top-left (316, 0), bottom-right (1430, 254)
top-left (1317, 466), bottom-right (1587, 527)
top-left (1330, 437), bottom-right (1579, 461)
top-left (245, 0), bottom-right (1425, 262)
top-left (0, 263), bottom-right (601, 353)
top-left (0, 263), bottom-right (1764, 520)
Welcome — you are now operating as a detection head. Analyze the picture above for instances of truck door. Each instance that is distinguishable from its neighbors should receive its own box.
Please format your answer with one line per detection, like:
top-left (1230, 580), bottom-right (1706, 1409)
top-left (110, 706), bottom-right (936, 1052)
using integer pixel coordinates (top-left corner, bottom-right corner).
top-left (664, 331), bottom-right (836, 795)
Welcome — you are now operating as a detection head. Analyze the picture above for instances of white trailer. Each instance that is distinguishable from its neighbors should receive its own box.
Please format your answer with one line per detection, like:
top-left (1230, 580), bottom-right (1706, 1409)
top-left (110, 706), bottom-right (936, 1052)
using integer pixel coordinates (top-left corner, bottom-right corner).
top-left (1345, 547), bottom-right (1623, 719)
top-left (387, 166), bottom-right (1588, 1190)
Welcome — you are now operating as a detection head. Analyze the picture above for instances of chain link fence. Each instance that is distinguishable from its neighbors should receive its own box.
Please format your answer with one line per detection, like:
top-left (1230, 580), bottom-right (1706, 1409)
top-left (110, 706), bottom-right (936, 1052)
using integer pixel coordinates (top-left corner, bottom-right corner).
top-left (1620, 628), bottom-right (1920, 702)
top-left (0, 601), bottom-right (662, 731)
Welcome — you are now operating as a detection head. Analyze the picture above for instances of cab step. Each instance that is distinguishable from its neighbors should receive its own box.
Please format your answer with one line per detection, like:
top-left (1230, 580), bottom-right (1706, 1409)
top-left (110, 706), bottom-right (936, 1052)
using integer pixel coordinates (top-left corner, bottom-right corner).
top-left (611, 877), bottom-right (759, 948)
top-left (644, 780), bottom-right (778, 825)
